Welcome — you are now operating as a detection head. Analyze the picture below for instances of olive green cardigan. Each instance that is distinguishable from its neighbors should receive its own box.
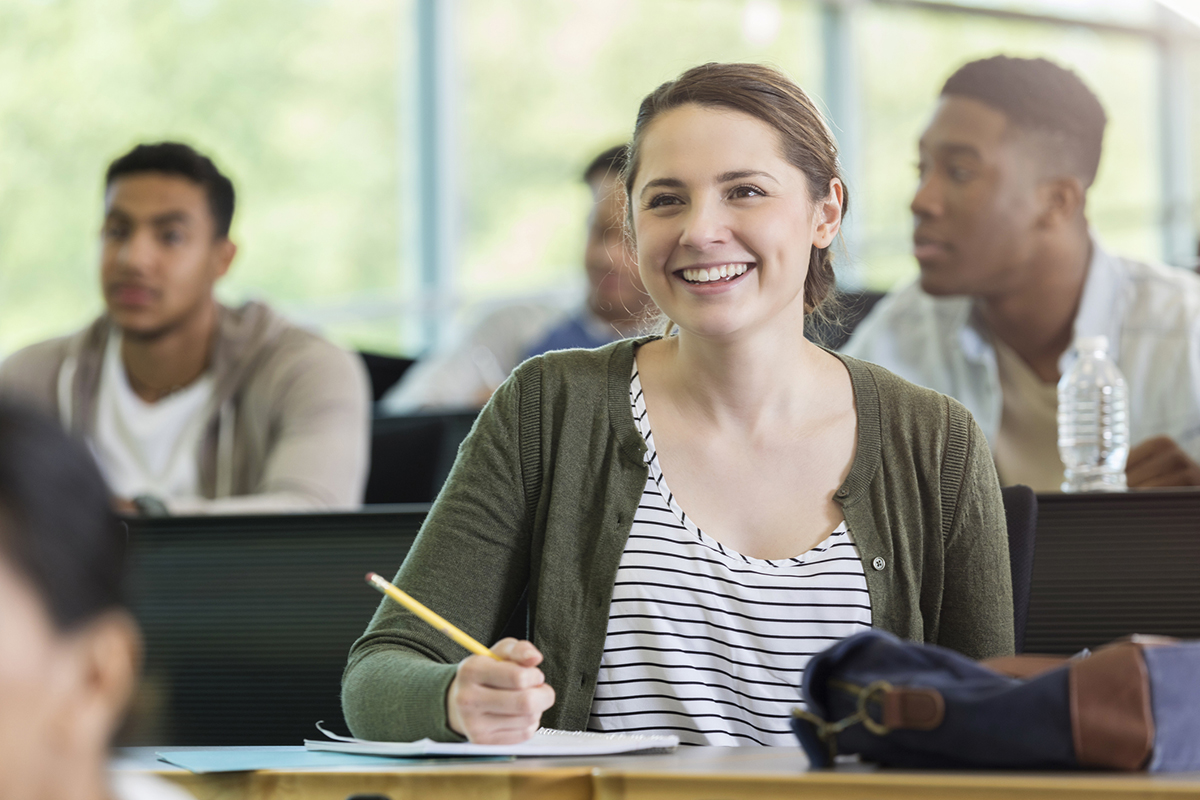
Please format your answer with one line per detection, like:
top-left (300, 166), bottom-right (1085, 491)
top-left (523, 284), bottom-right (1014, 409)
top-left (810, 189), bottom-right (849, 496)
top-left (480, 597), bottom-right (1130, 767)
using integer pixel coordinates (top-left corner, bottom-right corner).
top-left (342, 339), bottom-right (1013, 742)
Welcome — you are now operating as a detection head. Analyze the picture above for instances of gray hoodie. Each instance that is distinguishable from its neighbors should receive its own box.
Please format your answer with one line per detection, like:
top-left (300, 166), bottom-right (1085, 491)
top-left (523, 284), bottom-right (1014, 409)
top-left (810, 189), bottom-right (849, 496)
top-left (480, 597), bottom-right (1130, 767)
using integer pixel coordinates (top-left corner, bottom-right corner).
top-left (0, 301), bottom-right (371, 513)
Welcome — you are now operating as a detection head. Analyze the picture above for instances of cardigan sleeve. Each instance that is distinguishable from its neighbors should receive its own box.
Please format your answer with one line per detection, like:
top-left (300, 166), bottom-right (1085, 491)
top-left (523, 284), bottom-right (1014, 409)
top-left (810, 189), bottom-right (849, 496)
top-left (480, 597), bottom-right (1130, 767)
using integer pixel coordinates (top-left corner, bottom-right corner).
top-left (935, 409), bottom-right (1015, 659)
top-left (341, 364), bottom-right (537, 742)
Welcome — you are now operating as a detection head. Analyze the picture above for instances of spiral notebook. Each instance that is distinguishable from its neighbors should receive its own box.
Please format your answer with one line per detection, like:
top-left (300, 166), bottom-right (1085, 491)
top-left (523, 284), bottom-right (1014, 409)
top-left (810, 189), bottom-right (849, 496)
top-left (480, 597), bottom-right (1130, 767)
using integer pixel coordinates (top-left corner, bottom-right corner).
top-left (305, 723), bottom-right (679, 757)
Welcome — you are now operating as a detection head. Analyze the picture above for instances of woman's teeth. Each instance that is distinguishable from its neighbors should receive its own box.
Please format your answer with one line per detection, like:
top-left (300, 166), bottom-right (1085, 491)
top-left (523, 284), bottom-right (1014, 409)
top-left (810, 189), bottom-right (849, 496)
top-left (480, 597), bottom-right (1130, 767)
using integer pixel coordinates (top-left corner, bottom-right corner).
top-left (680, 264), bottom-right (749, 283)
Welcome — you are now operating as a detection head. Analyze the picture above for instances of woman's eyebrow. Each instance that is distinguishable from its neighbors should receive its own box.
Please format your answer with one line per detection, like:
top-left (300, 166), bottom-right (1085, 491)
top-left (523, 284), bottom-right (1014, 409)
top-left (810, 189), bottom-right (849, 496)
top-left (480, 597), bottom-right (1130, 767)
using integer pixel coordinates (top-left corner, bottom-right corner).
top-left (639, 177), bottom-right (684, 197)
top-left (717, 169), bottom-right (776, 183)
top-left (639, 170), bottom-right (778, 198)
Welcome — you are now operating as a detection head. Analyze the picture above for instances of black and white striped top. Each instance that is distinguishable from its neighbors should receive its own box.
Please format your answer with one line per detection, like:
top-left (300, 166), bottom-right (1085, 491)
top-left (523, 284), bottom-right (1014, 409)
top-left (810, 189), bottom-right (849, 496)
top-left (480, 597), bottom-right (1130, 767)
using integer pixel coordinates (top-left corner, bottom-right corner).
top-left (586, 362), bottom-right (873, 746)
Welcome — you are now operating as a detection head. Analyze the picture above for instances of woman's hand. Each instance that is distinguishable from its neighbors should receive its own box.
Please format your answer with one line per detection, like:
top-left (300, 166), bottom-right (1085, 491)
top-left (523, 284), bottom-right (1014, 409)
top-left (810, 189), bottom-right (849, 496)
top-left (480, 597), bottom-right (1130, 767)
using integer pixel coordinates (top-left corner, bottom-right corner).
top-left (446, 638), bottom-right (555, 743)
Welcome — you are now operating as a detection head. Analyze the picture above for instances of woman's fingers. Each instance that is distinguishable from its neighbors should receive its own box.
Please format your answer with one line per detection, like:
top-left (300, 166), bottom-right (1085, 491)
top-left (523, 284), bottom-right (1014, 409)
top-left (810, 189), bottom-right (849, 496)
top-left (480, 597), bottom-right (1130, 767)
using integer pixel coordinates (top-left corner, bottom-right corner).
top-left (455, 671), bottom-right (553, 715)
top-left (445, 639), bottom-right (556, 743)
top-left (490, 637), bottom-right (545, 667)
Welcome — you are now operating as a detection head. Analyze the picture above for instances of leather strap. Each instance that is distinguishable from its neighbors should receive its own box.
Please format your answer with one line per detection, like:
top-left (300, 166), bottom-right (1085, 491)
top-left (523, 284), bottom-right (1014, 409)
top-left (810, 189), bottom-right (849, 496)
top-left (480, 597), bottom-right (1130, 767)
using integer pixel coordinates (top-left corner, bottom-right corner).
top-left (982, 654), bottom-right (1071, 680)
top-left (1069, 643), bottom-right (1154, 770)
top-left (881, 688), bottom-right (945, 731)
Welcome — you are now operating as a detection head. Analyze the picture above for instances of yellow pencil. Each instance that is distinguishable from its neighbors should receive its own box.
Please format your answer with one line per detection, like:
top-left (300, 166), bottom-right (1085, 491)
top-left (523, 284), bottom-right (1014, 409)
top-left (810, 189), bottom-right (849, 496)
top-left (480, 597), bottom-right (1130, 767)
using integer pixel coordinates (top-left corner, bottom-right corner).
top-left (365, 572), bottom-right (501, 661)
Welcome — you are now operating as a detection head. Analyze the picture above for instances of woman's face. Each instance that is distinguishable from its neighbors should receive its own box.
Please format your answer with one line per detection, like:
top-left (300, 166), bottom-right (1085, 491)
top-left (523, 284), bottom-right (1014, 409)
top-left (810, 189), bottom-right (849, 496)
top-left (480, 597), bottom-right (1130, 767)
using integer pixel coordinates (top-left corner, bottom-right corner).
top-left (0, 539), bottom-right (139, 799)
top-left (630, 103), bottom-right (840, 341)
top-left (0, 557), bottom-right (76, 797)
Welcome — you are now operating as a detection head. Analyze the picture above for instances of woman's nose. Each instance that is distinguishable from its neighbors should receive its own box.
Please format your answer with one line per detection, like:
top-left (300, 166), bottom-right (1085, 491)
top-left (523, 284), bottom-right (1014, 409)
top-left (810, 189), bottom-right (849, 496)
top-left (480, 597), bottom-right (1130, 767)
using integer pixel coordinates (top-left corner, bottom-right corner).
top-left (678, 198), bottom-right (730, 249)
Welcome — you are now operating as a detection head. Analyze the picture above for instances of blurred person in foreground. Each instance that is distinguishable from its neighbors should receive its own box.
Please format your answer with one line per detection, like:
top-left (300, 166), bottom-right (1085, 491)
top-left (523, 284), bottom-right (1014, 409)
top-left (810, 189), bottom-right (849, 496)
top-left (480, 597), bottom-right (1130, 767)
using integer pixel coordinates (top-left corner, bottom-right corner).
top-left (0, 142), bottom-right (371, 515)
top-left (0, 401), bottom-right (193, 800)
top-left (381, 145), bottom-right (652, 412)
top-left (844, 56), bottom-right (1200, 490)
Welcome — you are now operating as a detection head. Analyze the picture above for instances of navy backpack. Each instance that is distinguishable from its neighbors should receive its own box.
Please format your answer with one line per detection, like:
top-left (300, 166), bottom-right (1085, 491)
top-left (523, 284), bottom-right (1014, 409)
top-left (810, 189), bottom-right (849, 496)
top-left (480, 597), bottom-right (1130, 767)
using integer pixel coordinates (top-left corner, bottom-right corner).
top-left (792, 629), bottom-right (1200, 772)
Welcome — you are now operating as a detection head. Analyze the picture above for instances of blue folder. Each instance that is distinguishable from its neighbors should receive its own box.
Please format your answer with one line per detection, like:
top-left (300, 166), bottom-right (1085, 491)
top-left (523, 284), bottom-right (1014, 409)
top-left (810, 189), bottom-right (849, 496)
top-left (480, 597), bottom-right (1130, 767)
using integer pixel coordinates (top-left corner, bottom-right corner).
top-left (154, 745), bottom-right (509, 774)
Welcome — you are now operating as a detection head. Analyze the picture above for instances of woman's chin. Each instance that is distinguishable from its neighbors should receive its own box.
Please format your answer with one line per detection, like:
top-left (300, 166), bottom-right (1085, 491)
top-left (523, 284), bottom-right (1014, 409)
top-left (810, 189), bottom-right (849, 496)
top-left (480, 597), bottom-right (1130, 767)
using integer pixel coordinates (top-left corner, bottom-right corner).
top-left (668, 314), bottom-right (754, 341)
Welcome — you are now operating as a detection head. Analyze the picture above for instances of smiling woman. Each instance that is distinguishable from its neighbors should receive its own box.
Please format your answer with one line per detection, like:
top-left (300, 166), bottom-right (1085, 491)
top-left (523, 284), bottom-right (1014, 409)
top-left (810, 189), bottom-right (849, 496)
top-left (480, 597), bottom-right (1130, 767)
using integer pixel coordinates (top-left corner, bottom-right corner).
top-left (343, 63), bottom-right (1014, 749)
top-left (625, 63), bottom-right (846, 333)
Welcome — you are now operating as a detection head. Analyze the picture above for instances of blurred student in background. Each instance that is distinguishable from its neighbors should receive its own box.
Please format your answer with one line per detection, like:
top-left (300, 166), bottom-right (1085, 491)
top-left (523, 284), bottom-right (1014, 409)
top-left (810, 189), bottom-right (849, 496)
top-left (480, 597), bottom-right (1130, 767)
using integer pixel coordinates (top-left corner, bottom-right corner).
top-left (844, 56), bottom-right (1200, 491)
top-left (0, 142), bottom-right (371, 515)
top-left (381, 145), bottom-right (652, 412)
top-left (0, 402), bottom-right (192, 800)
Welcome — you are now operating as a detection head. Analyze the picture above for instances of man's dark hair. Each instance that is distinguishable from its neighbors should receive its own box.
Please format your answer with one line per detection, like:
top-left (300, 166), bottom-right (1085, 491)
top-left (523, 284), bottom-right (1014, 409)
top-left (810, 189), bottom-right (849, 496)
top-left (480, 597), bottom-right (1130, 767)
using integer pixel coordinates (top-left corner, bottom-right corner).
top-left (941, 56), bottom-right (1107, 187)
top-left (583, 144), bottom-right (629, 185)
top-left (105, 142), bottom-right (236, 238)
top-left (0, 402), bottom-right (126, 630)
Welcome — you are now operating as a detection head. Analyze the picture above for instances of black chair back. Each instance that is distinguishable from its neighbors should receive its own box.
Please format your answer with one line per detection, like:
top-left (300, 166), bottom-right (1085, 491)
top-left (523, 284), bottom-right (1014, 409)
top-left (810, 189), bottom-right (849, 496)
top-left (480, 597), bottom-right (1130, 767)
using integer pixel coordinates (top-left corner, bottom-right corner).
top-left (1025, 490), bottom-right (1200, 654)
top-left (365, 412), bottom-right (478, 504)
top-left (358, 351), bottom-right (415, 403)
top-left (1000, 484), bottom-right (1038, 653)
top-left (119, 508), bottom-right (427, 746)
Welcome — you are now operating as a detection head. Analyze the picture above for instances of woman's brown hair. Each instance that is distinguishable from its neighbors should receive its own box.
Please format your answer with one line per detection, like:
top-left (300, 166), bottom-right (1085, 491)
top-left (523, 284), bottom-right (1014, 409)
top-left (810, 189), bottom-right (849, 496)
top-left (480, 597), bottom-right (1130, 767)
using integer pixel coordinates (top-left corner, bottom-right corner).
top-left (623, 62), bottom-right (848, 327)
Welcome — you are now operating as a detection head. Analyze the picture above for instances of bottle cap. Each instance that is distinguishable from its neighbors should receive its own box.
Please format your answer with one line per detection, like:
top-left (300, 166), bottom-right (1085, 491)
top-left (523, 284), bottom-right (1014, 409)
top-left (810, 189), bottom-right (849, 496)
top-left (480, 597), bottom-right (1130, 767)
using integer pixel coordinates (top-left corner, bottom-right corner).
top-left (1075, 335), bottom-right (1109, 353)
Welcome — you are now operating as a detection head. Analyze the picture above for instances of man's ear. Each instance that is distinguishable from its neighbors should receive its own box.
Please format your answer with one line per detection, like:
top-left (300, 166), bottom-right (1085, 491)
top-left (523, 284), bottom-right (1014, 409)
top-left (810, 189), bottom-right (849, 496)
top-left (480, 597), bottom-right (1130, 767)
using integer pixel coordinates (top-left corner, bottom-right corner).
top-left (1036, 175), bottom-right (1086, 230)
top-left (60, 611), bottom-right (143, 748)
top-left (813, 178), bottom-right (844, 249)
top-left (212, 238), bottom-right (237, 280)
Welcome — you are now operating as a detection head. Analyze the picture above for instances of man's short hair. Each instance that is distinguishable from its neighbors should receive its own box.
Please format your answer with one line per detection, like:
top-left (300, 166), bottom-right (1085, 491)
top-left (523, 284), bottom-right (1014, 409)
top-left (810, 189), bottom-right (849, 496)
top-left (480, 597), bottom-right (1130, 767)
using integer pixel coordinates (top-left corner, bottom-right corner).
top-left (583, 144), bottom-right (629, 186)
top-left (941, 56), bottom-right (1107, 187)
top-left (105, 142), bottom-right (236, 238)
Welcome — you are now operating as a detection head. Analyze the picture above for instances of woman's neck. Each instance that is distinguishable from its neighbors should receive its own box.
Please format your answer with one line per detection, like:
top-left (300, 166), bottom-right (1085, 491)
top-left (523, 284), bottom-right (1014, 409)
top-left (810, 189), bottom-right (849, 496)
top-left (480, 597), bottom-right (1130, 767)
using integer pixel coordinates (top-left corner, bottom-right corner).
top-left (647, 317), bottom-right (830, 433)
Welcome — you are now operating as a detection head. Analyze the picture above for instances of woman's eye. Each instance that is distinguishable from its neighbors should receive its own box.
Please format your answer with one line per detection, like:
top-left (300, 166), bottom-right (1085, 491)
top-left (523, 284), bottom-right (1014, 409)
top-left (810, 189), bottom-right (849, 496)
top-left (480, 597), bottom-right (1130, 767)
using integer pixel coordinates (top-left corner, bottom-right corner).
top-left (645, 194), bottom-right (681, 209)
top-left (729, 184), bottom-right (765, 199)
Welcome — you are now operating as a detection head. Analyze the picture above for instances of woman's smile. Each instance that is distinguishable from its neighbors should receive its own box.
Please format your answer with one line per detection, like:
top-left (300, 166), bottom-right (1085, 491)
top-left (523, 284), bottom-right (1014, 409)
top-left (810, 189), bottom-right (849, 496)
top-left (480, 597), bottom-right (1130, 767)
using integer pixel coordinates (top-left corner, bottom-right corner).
top-left (676, 262), bottom-right (753, 285)
top-left (675, 262), bottom-right (756, 295)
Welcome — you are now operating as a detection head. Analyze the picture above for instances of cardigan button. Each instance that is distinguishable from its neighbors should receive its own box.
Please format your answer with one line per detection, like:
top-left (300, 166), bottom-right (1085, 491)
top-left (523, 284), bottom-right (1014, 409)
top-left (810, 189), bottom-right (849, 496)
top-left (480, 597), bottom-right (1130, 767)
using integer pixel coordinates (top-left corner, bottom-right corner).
top-left (872, 557), bottom-right (886, 571)
top-left (836, 487), bottom-right (849, 498)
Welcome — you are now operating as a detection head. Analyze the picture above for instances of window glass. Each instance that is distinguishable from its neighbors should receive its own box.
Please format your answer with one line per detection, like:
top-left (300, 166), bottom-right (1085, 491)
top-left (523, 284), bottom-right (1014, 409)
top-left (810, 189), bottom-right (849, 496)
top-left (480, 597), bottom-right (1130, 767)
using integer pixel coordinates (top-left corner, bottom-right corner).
top-left (1192, 47), bottom-right (1200, 267)
top-left (454, 0), bottom-right (821, 309)
top-left (0, 0), bottom-right (1190, 360)
top-left (0, 0), bottom-right (408, 357)
top-left (941, 0), bottom-right (1158, 27)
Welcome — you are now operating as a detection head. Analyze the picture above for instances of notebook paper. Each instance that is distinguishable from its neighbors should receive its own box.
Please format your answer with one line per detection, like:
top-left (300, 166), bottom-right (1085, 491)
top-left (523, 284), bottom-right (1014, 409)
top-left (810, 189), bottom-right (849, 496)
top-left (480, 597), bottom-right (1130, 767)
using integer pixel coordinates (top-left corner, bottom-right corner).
top-left (306, 724), bottom-right (679, 757)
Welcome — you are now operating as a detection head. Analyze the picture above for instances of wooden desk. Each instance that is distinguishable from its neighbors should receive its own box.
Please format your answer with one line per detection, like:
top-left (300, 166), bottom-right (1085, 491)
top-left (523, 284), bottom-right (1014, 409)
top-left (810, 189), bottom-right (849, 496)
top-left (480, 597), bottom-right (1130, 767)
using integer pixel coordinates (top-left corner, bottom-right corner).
top-left (118, 746), bottom-right (1200, 800)
top-left (593, 749), bottom-right (1200, 800)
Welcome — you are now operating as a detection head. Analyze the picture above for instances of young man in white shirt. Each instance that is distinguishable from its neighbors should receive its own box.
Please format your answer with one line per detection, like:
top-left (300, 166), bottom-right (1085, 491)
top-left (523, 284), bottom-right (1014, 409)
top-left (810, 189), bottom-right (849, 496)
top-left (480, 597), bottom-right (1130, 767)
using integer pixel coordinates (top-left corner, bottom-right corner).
top-left (0, 142), bottom-right (371, 514)
top-left (844, 56), bottom-right (1200, 491)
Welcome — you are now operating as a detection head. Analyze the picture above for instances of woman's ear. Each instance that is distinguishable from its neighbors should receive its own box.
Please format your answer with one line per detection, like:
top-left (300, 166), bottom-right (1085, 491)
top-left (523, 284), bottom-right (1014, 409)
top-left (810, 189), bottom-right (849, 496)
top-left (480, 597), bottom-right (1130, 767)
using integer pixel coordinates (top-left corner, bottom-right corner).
top-left (813, 178), bottom-right (844, 249)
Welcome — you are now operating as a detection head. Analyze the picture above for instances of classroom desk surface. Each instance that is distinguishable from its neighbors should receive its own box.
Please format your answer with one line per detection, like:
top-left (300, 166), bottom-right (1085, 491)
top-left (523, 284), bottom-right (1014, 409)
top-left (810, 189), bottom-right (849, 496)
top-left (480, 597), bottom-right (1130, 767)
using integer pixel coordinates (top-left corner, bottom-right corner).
top-left (117, 745), bottom-right (1200, 800)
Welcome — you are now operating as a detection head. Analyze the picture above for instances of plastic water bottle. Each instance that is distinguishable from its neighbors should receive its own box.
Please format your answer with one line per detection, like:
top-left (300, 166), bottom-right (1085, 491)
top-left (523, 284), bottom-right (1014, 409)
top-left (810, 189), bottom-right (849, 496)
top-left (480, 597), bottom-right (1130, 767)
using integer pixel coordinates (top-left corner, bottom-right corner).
top-left (1057, 336), bottom-right (1129, 492)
